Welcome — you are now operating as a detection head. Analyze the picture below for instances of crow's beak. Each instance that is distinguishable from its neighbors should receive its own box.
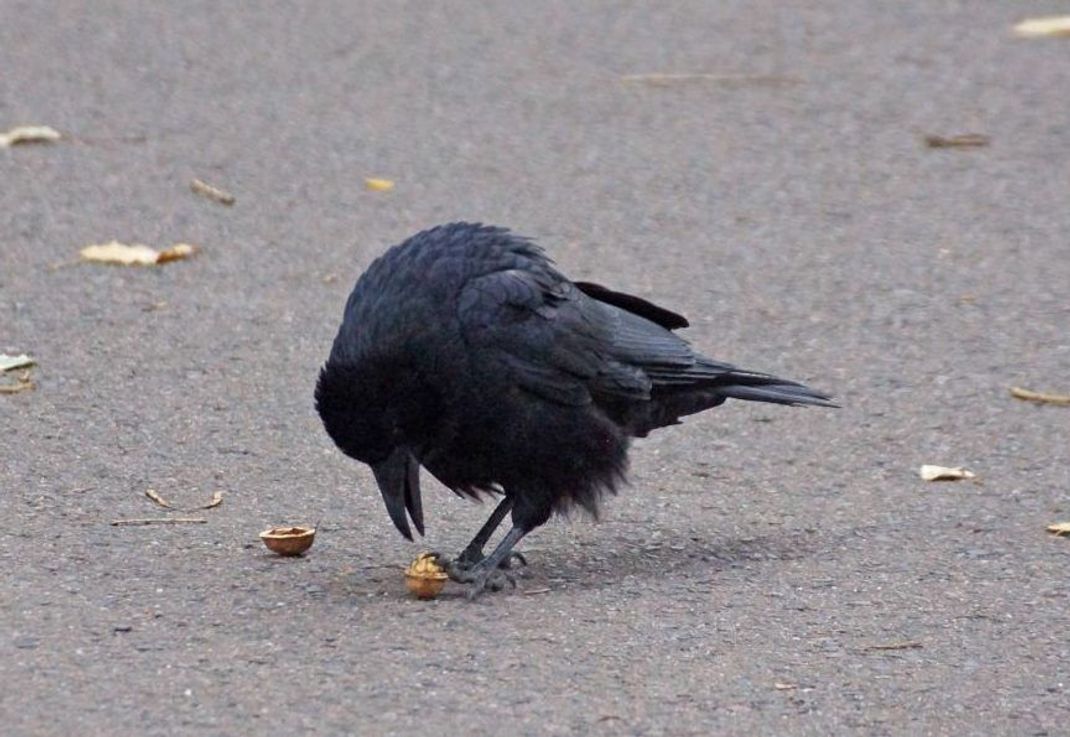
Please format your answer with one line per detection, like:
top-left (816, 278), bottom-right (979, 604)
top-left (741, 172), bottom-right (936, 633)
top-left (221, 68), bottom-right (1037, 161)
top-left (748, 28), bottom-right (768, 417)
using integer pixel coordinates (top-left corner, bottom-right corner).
top-left (371, 447), bottom-right (424, 540)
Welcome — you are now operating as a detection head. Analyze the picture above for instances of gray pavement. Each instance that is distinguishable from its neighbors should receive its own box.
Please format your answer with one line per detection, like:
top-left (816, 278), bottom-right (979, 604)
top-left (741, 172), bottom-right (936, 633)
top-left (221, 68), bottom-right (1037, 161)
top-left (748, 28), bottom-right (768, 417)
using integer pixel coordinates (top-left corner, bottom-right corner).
top-left (2, 2), bottom-right (1068, 735)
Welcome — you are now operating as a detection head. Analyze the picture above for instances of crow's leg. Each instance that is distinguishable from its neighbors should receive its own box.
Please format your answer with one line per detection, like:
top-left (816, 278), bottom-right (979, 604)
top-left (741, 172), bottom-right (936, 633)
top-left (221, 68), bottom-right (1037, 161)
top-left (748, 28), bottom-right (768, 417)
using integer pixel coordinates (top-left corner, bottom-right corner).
top-left (452, 498), bottom-right (527, 572)
top-left (441, 525), bottom-right (530, 598)
top-left (455, 497), bottom-right (512, 567)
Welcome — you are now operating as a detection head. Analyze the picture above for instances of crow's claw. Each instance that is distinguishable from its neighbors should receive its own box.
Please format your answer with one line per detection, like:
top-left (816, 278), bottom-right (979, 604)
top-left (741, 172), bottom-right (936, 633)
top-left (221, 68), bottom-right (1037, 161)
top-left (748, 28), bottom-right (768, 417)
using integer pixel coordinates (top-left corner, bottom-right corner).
top-left (450, 549), bottom-right (528, 572)
top-left (434, 555), bottom-right (516, 598)
top-left (453, 549), bottom-right (483, 570)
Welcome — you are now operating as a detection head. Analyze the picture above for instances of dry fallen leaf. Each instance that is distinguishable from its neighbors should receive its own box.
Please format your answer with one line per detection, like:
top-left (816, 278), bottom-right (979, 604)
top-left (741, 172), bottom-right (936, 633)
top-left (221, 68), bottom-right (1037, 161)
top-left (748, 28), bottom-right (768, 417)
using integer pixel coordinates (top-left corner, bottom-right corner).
top-left (864, 641), bottom-right (923, 651)
top-left (0, 125), bottom-right (61, 147)
top-left (621, 73), bottom-right (802, 87)
top-left (1046, 522), bottom-right (1070, 537)
top-left (1009, 386), bottom-right (1070, 406)
top-left (81, 242), bottom-right (161, 265)
top-left (111, 518), bottom-right (207, 526)
top-left (0, 374), bottom-right (35, 394)
top-left (1, 357), bottom-right (36, 395)
top-left (144, 489), bottom-right (174, 509)
top-left (1014, 16), bottom-right (1070, 38)
top-left (190, 178), bottom-right (236, 205)
top-left (0, 354), bottom-right (35, 373)
top-left (155, 243), bottom-right (197, 264)
top-left (364, 177), bottom-right (395, 191)
top-left (145, 488), bottom-right (222, 511)
top-left (920, 465), bottom-right (976, 482)
top-left (924, 133), bottom-right (990, 148)
top-left (81, 241), bottom-right (197, 266)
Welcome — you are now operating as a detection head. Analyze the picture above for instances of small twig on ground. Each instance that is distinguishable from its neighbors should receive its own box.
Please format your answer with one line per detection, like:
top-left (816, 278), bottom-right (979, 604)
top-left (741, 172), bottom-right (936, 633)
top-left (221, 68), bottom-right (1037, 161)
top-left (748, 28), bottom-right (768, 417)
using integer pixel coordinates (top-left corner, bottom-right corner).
top-left (145, 489), bottom-right (174, 508)
top-left (1010, 386), bottom-right (1070, 406)
top-left (863, 641), bottom-right (923, 651)
top-left (621, 73), bottom-right (803, 87)
top-left (190, 178), bottom-right (236, 206)
top-left (111, 517), bottom-right (207, 526)
top-left (924, 133), bottom-right (990, 148)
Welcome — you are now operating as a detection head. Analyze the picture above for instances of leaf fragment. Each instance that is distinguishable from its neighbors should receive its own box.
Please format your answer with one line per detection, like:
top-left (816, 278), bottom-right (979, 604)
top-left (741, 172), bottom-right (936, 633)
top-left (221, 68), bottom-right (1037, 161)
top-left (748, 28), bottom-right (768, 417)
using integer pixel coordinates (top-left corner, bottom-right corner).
top-left (145, 488), bottom-right (222, 510)
top-left (621, 73), bottom-right (803, 87)
top-left (1046, 522), bottom-right (1070, 537)
top-left (0, 358), bottom-right (35, 394)
top-left (364, 177), bottom-right (395, 191)
top-left (864, 641), bottom-right (923, 651)
top-left (0, 354), bottom-right (35, 373)
top-left (920, 465), bottom-right (975, 482)
top-left (81, 242), bottom-right (161, 265)
top-left (155, 243), bottom-right (197, 264)
top-left (1010, 386), bottom-right (1070, 406)
top-left (144, 488), bottom-right (173, 508)
top-left (1014, 16), bottom-right (1070, 38)
top-left (0, 376), bottom-right (35, 394)
top-left (924, 133), bottom-right (989, 148)
top-left (111, 518), bottom-right (207, 526)
top-left (80, 241), bottom-right (197, 266)
top-left (190, 178), bottom-right (236, 205)
top-left (0, 125), bottom-right (61, 147)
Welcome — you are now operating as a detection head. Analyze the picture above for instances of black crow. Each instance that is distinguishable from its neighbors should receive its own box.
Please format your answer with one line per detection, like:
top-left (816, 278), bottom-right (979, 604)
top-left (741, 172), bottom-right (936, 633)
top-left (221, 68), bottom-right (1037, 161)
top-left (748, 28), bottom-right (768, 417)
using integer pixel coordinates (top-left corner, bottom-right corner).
top-left (316, 222), bottom-right (834, 596)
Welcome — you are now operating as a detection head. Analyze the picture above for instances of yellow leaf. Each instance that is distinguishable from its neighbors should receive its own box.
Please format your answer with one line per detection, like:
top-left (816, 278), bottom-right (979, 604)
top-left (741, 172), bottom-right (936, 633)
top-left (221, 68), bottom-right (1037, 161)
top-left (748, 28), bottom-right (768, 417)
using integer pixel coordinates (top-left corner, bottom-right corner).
top-left (0, 354), bottom-right (35, 373)
top-left (621, 73), bottom-right (802, 88)
top-left (0, 375), bottom-right (34, 394)
top-left (144, 489), bottom-right (173, 508)
top-left (0, 125), bottom-right (61, 147)
top-left (81, 241), bottom-right (160, 265)
top-left (156, 243), bottom-right (197, 263)
top-left (919, 465), bottom-right (975, 482)
top-left (364, 177), bottom-right (395, 192)
top-left (80, 241), bottom-right (197, 266)
top-left (1046, 522), bottom-right (1070, 537)
top-left (924, 133), bottom-right (989, 149)
top-left (1014, 16), bottom-right (1070, 38)
top-left (1010, 386), bottom-right (1070, 406)
top-left (190, 178), bottom-right (236, 205)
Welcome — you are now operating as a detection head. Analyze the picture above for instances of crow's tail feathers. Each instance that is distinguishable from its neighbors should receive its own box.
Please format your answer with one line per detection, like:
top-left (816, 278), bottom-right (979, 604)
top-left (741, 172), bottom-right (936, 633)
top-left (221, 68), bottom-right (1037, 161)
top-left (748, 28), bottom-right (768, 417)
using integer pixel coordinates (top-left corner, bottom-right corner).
top-left (627, 370), bottom-right (835, 438)
top-left (714, 371), bottom-right (838, 408)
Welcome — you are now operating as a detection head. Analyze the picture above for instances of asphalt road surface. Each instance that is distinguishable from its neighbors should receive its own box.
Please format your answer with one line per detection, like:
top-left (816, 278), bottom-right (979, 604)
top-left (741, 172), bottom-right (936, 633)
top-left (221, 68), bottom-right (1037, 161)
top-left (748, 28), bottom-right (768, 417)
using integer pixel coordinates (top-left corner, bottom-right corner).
top-left (3, 3), bottom-right (1068, 736)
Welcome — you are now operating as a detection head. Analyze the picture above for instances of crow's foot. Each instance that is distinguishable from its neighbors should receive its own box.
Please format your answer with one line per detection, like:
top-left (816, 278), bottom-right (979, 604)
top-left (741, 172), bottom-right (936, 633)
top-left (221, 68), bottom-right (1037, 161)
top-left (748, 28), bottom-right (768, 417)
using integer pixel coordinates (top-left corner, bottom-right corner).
top-left (453, 549), bottom-right (528, 572)
top-left (432, 526), bottom-right (532, 599)
top-left (433, 554), bottom-right (518, 598)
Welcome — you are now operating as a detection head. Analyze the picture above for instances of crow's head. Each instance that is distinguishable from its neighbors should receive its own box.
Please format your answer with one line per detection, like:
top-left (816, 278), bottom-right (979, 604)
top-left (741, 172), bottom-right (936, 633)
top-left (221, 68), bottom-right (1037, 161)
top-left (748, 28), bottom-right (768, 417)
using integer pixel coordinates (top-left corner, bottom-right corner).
top-left (315, 358), bottom-right (438, 540)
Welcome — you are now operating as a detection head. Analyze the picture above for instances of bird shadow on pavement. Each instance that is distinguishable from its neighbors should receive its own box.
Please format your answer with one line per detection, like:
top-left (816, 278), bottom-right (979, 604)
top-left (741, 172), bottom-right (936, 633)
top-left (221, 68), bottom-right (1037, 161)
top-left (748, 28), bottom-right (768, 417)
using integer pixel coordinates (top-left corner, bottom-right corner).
top-left (313, 523), bottom-right (852, 605)
top-left (526, 525), bottom-right (830, 592)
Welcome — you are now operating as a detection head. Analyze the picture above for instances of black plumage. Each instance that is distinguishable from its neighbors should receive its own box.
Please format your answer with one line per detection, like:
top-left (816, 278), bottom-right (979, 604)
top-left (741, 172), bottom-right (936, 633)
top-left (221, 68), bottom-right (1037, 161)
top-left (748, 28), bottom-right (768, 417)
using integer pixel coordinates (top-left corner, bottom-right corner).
top-left (316, 222), bottom-right (834, 595)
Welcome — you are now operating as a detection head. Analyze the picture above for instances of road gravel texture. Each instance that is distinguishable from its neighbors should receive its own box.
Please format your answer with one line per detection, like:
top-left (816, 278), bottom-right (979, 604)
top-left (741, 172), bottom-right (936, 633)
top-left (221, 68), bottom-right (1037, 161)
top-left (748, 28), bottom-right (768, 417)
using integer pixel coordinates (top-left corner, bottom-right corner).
top-left (2, 3), bottom-right (1068, 736)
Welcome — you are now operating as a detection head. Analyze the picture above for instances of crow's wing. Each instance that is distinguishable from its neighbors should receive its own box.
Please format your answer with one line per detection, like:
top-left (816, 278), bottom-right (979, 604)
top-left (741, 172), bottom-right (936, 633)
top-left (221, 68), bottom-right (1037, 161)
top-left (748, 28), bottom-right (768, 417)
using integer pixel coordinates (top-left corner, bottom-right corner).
top-left (458, 266), bottom-right (748, 408)
top-left (458, 267), bottom-right (833, 416)
top-left (573, 281), bottom-right (689, 329)
top-left (458, 268), bottom-right (656, 406)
